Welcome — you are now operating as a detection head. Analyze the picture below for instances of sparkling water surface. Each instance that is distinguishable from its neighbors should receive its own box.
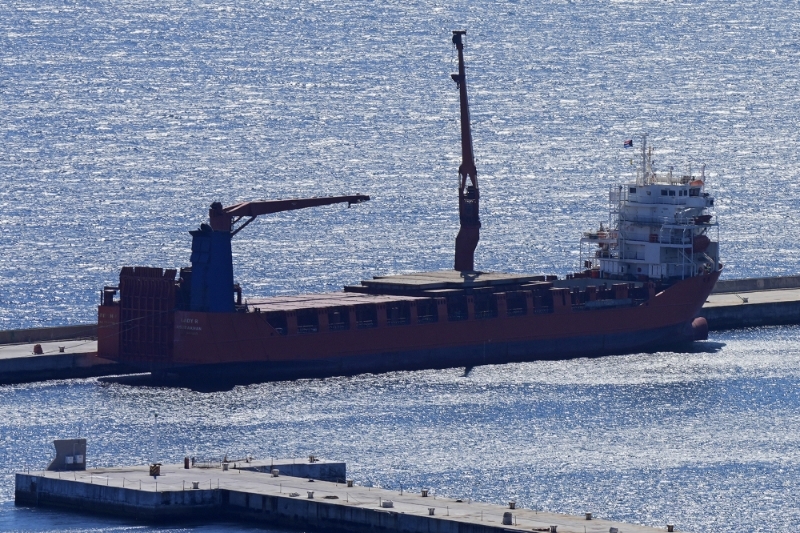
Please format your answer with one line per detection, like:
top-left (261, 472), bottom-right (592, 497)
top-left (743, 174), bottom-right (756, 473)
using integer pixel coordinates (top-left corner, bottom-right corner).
top-left (2, 327), bottom-right (799, 532)
top-left (2, 0), bottom-right (800, 531)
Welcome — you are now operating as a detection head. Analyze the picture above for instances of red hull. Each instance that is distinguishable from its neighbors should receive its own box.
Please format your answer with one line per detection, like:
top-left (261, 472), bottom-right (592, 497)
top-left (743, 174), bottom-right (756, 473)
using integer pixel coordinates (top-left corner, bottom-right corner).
top-left (98, 269), bottom-right (720, 381)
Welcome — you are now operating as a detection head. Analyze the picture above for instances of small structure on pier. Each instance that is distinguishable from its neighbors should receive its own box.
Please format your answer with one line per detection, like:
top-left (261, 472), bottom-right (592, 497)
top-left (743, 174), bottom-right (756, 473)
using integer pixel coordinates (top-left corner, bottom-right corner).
top-left (47, 439), bottom-right (86, 472)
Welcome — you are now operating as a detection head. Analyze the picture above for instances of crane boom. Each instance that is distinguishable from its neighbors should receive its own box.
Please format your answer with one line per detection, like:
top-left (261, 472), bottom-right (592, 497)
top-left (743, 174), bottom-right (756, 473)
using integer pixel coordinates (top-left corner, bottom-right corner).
top-left (451, 30), bottom-right (480, 272)
top-left (209, 194), bottom-right (370, 235)
top-left (189, 193), bottom-right (370, 313)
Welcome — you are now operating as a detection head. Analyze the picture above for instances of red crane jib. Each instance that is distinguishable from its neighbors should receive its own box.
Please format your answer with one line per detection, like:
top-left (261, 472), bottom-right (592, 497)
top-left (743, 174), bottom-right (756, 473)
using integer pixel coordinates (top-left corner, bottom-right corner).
top-left (208, 195), bottom-right (370, 232)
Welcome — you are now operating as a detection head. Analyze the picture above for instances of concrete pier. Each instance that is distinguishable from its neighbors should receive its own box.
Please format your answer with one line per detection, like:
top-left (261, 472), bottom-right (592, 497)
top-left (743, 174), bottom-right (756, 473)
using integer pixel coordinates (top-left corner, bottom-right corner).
top-left (0, 339), bottom-right (128, 385)
top-left (699, 277), bottom-right (800, 330)
top-left (16, 461), bottom-right (679, 533)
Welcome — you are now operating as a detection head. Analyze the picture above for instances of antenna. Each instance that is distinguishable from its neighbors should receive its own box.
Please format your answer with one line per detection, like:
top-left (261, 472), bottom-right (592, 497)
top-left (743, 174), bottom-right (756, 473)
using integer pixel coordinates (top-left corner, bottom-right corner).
top-left (640, 134), bottom-right (647, 185)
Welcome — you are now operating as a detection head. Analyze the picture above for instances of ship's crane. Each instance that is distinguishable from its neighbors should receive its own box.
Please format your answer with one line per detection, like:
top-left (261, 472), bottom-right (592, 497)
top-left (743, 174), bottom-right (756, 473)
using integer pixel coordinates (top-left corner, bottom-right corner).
top-left (188, 194), bottom-right (370, 312)
top-left (208, 195), bottom-right (370, 235)
top-left (451, 30), bottom-right (480, 272)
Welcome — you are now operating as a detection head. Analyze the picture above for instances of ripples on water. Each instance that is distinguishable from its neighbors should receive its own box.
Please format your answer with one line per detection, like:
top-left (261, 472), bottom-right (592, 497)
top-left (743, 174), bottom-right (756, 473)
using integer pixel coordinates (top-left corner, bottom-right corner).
top-left (2, 0), bottom-right (800, 531)
top-left (2, 0), bottom-right (800, 329)
top-left (2, 327), bottom-right (799, 532)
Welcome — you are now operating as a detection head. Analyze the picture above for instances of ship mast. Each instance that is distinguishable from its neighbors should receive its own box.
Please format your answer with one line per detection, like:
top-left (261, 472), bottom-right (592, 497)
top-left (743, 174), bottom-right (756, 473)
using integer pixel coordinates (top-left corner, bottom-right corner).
top-left (451, 30), bottom-right (480, 272)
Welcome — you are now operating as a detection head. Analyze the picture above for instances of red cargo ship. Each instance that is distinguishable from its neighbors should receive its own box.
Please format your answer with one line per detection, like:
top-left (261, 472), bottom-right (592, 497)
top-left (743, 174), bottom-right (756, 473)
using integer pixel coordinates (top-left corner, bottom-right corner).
top-left (97, 31), bottom-right (721, 382)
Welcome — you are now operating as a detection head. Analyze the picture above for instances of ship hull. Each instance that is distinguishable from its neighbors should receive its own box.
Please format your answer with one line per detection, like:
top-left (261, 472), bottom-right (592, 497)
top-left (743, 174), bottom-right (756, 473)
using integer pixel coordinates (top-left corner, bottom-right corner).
top-left (104, 270), bottom-right (720, 383)
top-left (162, 320), bottom-right (702, 384)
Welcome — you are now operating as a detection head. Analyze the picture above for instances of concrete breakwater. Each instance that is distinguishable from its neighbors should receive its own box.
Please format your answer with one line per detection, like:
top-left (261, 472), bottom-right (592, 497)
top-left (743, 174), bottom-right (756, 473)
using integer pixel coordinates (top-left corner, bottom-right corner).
top-left (0, 339), bottom-right (124, 385)
top-left (710, 275), bottom-right (800, 294)
top-left (0, 325), bottom-right (122, 385)
top-left (0, 324), bottom-right (96, 345)
top-left (15, 460), bottom-right (678, 533)
top-left (700, 275), bottom-right (800, 330)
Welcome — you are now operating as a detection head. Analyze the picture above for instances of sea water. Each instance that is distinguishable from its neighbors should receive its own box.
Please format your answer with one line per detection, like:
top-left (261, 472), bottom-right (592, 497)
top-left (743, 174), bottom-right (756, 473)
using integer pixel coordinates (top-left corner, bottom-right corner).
top-left (1, 327), bottom-right (799, 532)
top-left (1, 0), bottom-right (799, 531)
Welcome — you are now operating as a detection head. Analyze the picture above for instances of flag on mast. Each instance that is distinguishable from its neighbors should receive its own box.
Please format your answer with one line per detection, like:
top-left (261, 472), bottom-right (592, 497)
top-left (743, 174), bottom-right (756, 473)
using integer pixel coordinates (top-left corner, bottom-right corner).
top-left (623, 139), bottom-right (633, 148)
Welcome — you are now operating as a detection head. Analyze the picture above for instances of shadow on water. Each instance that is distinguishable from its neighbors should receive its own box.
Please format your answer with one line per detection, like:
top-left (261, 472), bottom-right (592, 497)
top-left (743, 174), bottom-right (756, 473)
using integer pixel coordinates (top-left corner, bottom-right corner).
top-left (98, 341), bottom-right (726, 392)
top-left (684, 340), bottom-right (726, 354)
top-left (99, 373), bottom-right (241, 393)
top-left (2, 501), bottom-right (295, 532)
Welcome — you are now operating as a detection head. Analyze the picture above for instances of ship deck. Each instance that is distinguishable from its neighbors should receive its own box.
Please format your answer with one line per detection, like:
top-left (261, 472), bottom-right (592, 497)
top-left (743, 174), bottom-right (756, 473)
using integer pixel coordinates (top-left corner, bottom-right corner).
top-left (348, 270), bottom-right (645, 295)
top-left (246, 292), bottom-right (426, 313)
top-left (246, 271), bottom-right (552, 313)
top-left (245, 270), bottom-right (651, 312)
top-left (359, 270), bottom-right (548, 291)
